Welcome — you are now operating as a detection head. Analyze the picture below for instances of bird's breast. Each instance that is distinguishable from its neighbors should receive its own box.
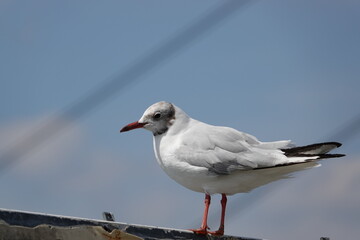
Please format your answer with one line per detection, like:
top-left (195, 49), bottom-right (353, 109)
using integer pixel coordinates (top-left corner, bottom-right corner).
top-left (152, 135), bottom-right (210, 193)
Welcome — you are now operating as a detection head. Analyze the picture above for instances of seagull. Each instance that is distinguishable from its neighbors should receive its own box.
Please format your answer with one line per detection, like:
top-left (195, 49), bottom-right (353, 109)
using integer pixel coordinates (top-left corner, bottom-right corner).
top-left (120, 101), bottom-right (344, 236)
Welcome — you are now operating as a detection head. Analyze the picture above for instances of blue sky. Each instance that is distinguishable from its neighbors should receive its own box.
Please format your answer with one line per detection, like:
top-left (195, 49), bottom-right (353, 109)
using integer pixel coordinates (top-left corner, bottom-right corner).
top-left (1, 1), bottom-right (360, 239)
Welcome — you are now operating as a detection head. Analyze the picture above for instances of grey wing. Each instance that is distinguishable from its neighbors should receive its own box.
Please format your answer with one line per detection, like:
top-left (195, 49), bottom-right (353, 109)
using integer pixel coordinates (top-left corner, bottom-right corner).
top-left (206, 148), bottom-right (258, 174)
top-left (175, 146), bottom-right (257, 175)
top-left (176, 125), bottom-right (261, 175)
top-left (175, 123), bottom-right (295, 174)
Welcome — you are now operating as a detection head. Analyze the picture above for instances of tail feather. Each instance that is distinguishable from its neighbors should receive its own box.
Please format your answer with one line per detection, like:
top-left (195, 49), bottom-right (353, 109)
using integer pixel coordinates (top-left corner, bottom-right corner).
top-left (289, 153), bottom-right (345, 159)
top-left (281, 142), bottom-right (345, 159)
top-left (255, 142), bottom-right (344, 170)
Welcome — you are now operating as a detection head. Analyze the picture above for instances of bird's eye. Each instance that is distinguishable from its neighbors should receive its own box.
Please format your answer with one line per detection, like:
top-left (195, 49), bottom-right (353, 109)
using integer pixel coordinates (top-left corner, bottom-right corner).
top-left (153, 113), bottom-right (161, 119)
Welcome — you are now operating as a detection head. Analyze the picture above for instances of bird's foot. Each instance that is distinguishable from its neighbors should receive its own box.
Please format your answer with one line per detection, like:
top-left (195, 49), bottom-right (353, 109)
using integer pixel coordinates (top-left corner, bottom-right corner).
top-left (189, 227), bottom-right (209, 235)
top-left (190, 227), bottom-right (224, 236)
top-left (207, 229), bottom-right (224, 236)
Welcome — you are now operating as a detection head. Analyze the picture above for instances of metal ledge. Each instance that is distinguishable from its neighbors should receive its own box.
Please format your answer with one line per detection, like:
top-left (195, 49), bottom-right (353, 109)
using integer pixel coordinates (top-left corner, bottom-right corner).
top-left (0, 208), bottom-right (261, 240)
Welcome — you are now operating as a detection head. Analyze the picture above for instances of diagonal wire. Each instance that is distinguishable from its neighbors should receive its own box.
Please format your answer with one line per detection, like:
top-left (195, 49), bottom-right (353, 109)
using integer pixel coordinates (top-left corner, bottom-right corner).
top-left (0, 0), bottom-right (254, 175)
top-left (324, 113), bottom-right (360, 143)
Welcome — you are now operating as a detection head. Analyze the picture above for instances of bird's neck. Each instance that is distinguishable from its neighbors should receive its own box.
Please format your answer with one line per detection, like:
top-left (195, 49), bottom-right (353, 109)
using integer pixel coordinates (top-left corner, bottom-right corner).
top-left (168, 106), bottom-right (191, 135)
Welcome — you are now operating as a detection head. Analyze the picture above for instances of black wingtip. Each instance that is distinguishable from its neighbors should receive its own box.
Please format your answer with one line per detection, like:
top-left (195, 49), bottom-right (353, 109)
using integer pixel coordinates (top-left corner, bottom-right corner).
top-left (326, 141), bottom-right (342, 148)
top-left (281, 142), bottom-right (344, 157)
top-left (316, 153), bottom-right (346, 159)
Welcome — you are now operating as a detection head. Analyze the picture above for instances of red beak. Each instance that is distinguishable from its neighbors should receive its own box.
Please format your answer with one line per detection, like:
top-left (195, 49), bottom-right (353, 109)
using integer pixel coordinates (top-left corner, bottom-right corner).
top-left (120, 121), bottom-right (146, 133)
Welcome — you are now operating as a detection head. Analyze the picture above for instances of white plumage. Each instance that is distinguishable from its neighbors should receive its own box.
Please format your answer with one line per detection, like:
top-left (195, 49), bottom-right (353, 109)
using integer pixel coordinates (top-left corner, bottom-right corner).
top-left (120, 101), bottom-right (343, 235)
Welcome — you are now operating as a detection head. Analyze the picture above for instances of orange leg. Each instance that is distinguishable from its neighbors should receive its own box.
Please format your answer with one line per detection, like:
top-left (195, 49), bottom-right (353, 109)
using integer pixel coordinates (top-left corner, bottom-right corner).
top-left (190, 194), bottom-right (211, 235)
top-left (208, 194), bottom-right (227, 236)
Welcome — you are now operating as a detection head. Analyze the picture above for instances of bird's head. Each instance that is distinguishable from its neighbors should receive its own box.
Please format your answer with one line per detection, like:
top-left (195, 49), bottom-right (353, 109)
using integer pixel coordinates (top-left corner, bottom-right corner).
top-left (120, 101), bottom-right (176, 136)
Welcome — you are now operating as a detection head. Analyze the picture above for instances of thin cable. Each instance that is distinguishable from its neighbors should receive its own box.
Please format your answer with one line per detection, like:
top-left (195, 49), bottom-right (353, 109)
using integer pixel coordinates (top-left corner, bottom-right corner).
top-left (324, 113), bottom-right (360, 143)
top-left (0, 0), bottom-right (253, 175)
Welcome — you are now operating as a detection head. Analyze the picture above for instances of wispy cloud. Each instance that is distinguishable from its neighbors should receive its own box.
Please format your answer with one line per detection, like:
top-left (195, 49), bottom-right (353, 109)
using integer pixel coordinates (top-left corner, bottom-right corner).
top-left (0, 115), bottom-right (83, 176)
